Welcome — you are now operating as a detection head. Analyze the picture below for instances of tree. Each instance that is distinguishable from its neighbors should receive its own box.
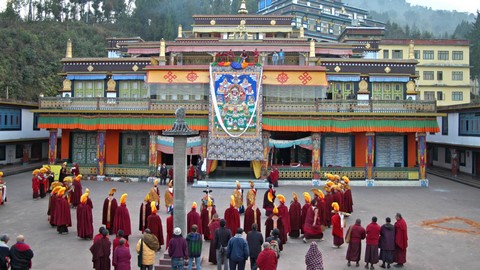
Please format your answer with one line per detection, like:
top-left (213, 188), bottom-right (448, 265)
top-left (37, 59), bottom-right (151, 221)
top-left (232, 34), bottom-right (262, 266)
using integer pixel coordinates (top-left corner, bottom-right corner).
top-left (468, 12), bottom-right (480, 83)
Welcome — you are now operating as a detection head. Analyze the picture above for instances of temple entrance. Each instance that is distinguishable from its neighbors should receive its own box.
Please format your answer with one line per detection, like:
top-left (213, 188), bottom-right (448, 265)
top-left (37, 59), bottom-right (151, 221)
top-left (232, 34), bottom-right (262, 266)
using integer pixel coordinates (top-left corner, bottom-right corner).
top-left (207, 160), bottom-right (256, 180)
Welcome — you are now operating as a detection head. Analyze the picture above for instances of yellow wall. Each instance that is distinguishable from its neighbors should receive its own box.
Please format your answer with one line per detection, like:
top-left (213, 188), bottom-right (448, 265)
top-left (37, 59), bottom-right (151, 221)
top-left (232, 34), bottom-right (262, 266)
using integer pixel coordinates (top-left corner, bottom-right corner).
top-left (379, 42), bottom-right (471, 106)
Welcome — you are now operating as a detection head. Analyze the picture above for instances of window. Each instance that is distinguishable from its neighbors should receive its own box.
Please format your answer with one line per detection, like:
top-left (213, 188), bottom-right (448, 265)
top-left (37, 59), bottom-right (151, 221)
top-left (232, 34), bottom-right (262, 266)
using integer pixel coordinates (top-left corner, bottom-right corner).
top-left (423, 71), bottom-right (434, 80)
top-left (0, 108), bottom-right (21, 130)
top-left (392, 50), bottom-right (403, 59)
top-left (452, 51), bottom-right (463, 60)
top-left (383, 50), bottom-right (389, 59)
top-left (442, 116), bottom-right (448, 135)
top-left (459, 112), bottom-right (480, 136)
top-left (437, 71), bottom-right (443, 81)
top-left (423, 50), bottom-right (434, 60)
top-left (119, 81), bottom-right (147, 98)
top-left (414, 50), bottom-right (420, 59)
top-left (0, 145), bottom-right (5, 161)
top-left (452, 91), bottom-right (463, 101)
top-left (33, 113), bottom-right (40, 130)
top-left (437, 91), bottom-right (443, 101)
top-left (424, 91), bottom-right (435, 101)
top-left (74, 80), bottom-right (104, 97)
top-left (445, 148), bottom-right (451, 164)
top-left (438, 51), bottom-right (449, 60)
top-left (15, 144), bottom-right (23, 159)
top-left (452, 71), bottom-right (463, 81)
top-left (433, 147), bottom-right (438, 161)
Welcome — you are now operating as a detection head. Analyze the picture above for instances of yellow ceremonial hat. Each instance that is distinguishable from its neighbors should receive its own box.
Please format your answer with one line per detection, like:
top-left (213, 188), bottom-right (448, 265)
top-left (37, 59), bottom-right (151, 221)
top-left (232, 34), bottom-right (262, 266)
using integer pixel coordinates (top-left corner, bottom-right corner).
top-left (80, 193), bottom-right (88, 204)
top-left (109, 188), bottom-right (117, 195)
top-left (292, 192), bottom-right (298, 201)
top-left (151, 201), bottom-right (157, 213)
top-left (276, 194), bottom-right (285, 203)
top-left (63, 176), bottom-right (72, 183)
top-left (236, 180), bottom-right (240, 188)
top-left (154, 178), bottom-right (159, 186)
top-left (51, 186), bottom-right (62, 195)
top-left (58, 187), bottom-right (66, 196)
top-left (332, 202), bottom-right (340, 212)
top-left (192, 201), bottom-right (197, 208)
top-left (311, 188), bottom-right (324, 199)
top-left (120, 193), bottom-right (128, 204)
top-left (230, 195), bottom-right (235, 206)
top-left (32, 169), bottom-right (40, 175)
top-left (75, 174), bottom-right (82, 181)
top-left (273, 205), bottom-right (278, 214)
top-left (303, 192), bottom-right (311, 203)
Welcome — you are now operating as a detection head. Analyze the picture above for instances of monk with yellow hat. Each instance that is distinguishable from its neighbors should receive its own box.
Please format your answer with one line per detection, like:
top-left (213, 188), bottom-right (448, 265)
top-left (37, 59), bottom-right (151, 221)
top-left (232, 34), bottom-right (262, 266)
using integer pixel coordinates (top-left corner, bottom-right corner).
top-left (0, 171), bottom-right (5, 204)
top-left (303, 189), bottom-right (324, 243)
top-left (70, 174), bottom-right (83, 208)
top-left (289, 192), bottom-right (302, 238)
top-left (342, 176), bottom-right (354, 214)
top-left (77, 192), bottom-right (93, 239)
top-left (32, 169), bottom-right (41, 200)
top-left (139, 194), bottom-right (152, 233)
top-left (201, 194), bottom-right (217, 240)
top-left (331, 202), bottom-right (345, 248)
top-left (147, 201), bottom-right (164, 250)
top-left (224, 195), bottom-right (241, 236)
top-left (232, 180), bottom-right (244, 213)
top-left (187, 202), bottom-right (203, 234)
top-left (324, 182), bottom-right (334, 227)
top-left (276, 194), bottom-right (290, 243)
top-left (54, 187), bottom-right (72, 234)
top-left (102, 188), bottom-right (118, 235)
top-left (113, 193), bottom-right (132, 239)
top-left (265, 204), bottom-right (285, 243)
top-left (164, 180), bottom-right (174, 212)
top-left (301, 192), bottom-right (312, 235)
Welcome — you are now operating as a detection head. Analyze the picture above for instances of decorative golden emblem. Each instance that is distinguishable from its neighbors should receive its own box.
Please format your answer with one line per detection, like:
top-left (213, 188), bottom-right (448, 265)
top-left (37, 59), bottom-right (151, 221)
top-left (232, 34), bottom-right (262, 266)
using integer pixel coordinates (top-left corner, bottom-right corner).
top-left (270, 20), bottom-right (276, 25)
top-left (384, 66), bottom-right (391, 73)
top-left (87, 65), bottom-right (94, 72)
top-left (62, 79), bottom-right (72, 91)
top-left (334, 66), bottom-right (341, 73)
top-left (210, 20), bottom-right (216, 25)
top-left (132, 64), bottom-right (139, 72)
top-left (107, 79), bottom-right (116, 91)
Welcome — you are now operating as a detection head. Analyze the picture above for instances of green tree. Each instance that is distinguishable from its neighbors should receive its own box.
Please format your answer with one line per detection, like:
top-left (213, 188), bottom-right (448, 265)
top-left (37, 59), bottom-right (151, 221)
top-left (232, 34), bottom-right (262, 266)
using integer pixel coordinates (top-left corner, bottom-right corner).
top-left (468, 12), bottom-right (480, 83)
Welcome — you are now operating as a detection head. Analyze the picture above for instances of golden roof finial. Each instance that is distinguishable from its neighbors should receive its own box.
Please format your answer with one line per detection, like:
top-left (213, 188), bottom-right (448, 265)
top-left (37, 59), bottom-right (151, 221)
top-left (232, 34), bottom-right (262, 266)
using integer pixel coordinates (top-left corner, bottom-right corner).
top-left (66, 39), bottom-right (72, 58)
top-left (238, 0), bottom-right (248, 14)
top-left (160, 38), bottom-right (165, 58)
top-left (178, 24), bottom-right (183, 38)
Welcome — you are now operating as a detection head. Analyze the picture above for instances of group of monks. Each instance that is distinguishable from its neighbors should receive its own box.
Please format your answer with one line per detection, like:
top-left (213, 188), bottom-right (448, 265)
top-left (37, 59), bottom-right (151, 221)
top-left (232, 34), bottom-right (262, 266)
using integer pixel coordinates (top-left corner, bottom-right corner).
top-left (0, 171), bottom-right (6, 205)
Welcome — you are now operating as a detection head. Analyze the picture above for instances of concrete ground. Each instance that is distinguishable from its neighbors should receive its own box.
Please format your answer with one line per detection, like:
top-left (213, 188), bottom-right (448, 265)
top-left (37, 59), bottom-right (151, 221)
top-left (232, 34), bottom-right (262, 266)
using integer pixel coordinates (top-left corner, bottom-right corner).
top-left (0, 172), bottom-right (479, 270)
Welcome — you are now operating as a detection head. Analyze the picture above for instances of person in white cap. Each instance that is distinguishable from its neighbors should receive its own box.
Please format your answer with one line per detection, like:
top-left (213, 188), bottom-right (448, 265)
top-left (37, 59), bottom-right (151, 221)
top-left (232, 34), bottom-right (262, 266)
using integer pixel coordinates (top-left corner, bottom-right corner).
top-left (168, 227), bottom-right (188, 270)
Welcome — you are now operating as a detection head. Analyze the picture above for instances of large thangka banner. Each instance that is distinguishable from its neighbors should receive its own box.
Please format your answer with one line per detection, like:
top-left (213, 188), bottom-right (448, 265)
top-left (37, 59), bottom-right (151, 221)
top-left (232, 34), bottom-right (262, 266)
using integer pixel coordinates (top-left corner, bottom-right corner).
top-left (207, 64), bottom-right (264, 160)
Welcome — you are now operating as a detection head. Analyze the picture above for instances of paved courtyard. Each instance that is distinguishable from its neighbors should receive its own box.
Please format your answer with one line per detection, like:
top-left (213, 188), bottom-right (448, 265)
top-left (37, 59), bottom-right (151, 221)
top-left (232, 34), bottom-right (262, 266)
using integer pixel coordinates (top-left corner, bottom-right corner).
top-left (0, 172), bottom-right (479, 270)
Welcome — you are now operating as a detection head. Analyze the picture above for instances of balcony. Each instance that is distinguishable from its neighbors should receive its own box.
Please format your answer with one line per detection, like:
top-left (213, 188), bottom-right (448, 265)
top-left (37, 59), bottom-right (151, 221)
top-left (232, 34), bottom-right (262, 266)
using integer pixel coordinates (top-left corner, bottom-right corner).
top-left (38, 97), bottom-right (436, 113)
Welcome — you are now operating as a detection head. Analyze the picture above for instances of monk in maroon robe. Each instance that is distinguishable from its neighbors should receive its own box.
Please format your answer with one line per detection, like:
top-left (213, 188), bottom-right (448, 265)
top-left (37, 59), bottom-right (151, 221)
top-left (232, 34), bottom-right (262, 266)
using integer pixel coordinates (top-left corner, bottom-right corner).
top-left (208, 214), bottom-right (221, 264)
top-left (38, 168), bottom-right (48, 198)
top-left (379, 217), bottom-right (395, 268)
top-left (289, 192), bottom-right (302, 238)
top-left (324, 186), bottom-right (334, 227)
top-left (71, 175), bottom-right (83, 208)
top-left (102, 188), bottom-right (118, 235)
top-left (48, 186), bottom-right (61, 227)
top-left (224, 196), bottom-right (241, 236)
top-left (332, 185), bottom-right (344, 213)
top-left (187, 202), bottom-right (203, 234)
top-left (85, 188), bottom-right (93, 209)
top-left (244, 204), bottom-right (261, 234)
top-left (301, 192), bottom-right (312, 235)
top-left (265, 206), bottom-right (286, 243)
top-left (113, 193), bottom-right (132, 240)
top-left (201, 199), bottom-right (216, 240)
top-left (139, 196), bottom-right (152, 232)
top-left (346, 219), bottom-right (366, 267)
top-left (55, 187), bottom-right (72, 234)
top-left (311, 189), bottom-right (326, 227)
top-left (147, 201), bottom-right (164, 250)
top-left (32, 169), bottom-right (40, 199)
top-left (263, 184), bottom-right (276, 216)
top-left (77, 193), bottom-right (94, 239)
top-left (365, 216), bottom-right (381, 269)
top-left (331, 202), bottom-right (344, 248)
top-left (394, 213), bottom-right (408, 267)
top-left (276, 194), bottom-right (290, 243)
top-left (90, 228), bottom-right (111, 270)
top-left (166, 208), bottom-right (173, 247)
top-left (112, 230), bottom-right (129, 267)
top-left (303, 201), bottom-right (323, 241)
top-left (342, 176), bottom-right (353, 213)
top-left (187, 165), bottom-right (195, 183)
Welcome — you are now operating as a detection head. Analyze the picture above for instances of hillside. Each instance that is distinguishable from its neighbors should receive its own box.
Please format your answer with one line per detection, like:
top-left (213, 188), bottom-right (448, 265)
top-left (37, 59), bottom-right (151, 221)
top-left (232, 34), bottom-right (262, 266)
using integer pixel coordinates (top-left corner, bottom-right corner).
top-left (343, 0), bottom-right (475, 37)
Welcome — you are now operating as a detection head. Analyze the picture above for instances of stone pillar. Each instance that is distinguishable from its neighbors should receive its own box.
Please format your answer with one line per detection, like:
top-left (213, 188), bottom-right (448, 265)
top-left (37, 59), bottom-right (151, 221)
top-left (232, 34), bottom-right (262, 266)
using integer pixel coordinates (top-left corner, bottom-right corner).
top-left (149, 131), bottom-right (158, 176)
top-left (417, 132), bottom-right (428, 187)
top-left (261, 131), bottom-right (271, 180)
top-left (365, 132), bottom-right (375, 186)
top-left (163, 107), bottom-right (198, 236)
top-left (311, 133), bottom-right (321, 180)
top-left (48, 129), bottom-right (58, 165)
top-left (97, 131), bottom-right (106, 178)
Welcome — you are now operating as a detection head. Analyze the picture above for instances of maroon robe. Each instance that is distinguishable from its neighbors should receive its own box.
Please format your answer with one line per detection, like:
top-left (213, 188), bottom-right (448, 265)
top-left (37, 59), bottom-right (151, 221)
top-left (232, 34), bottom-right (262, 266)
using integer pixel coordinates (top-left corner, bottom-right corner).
top-left (345, 224), bottom-right (366, 262)
top-left (102, 197), bottom-right (118, 234)
top-left (54, 196), bottom-right (72, 228)
top-left (343, 189), bottom-right (353, 213)
top-left (265, 215), bottom-right (286, 244)
top-left (208, 218), bottom-right (221, 264)
top-left (303, 206), bottom-right (323, 239)
top-left (201, 206), bottom-right (217, 240)
top-left (77, 203), bottom-right (94, 239)
top-left (289, 200), bottom-right (302, 238)
top-left (301, 202), bottom-right (311, 234)
top-left (331, 213), bottom-right (344, 247)
top-left (379, 223), bottom-right (395, 264)
top-left (394, 218), bottom-right (408, 264)
top-left (324, 193), bottom-right (334, 227)
top-left (47, 194), bottom-right (58, 226)
top-left (224, 205), bottom-right (241, 236)
top-left (244, 205), bottom-right (262, 234)
top-left (262, 188), bottom-right (276, 216)
top-left (166, 215), bottom-right (173, 247)
top-left (113, 203), bottom-right (131, 238)
top-left (139, 201), bottom-right (152, 232)
top-left (32, 176), bottom-right (40, 199)
top-left (365, 221), bottom-right (381, 264)
top-left (71, 180), bottom-right (82, 207)
top-left (187, 207), bottom-right (203, 234)
top-left (90, 236), bottom-right (111, 270)
top-left (112, 236), bottom-right (129, 267)
top-left (278, 202), bottom-right (291, 237)
top-left (87, 197), bottom-right (93, 210)
top-left (333, 191), bottom-right (344, 213)
top-left (147, 213), bottom-right (164, 249)
top-left (315, 199), bottom-right (326, 227)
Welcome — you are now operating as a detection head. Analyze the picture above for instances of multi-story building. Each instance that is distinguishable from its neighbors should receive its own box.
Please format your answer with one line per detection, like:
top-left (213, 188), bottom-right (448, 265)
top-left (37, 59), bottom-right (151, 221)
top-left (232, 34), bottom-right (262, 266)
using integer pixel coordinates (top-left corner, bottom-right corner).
top-left (427, 104), bottom-right (480, 176)
top-left (257, 0), bottom-right (385, 41)
top-left (379, 39), bottom-right (471, 106)
top-left (35, 2), bottom-right (439, 185)
top-left (0, 100), bottom-right (50, 166)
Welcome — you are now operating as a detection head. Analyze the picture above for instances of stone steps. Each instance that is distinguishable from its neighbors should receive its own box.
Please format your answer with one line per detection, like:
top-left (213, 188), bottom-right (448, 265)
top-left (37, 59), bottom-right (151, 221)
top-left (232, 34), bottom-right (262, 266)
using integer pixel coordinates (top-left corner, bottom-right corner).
top-left (155, 252), bottom-right (202, 270)
top-left (192, 180), bottom-right (270, 189)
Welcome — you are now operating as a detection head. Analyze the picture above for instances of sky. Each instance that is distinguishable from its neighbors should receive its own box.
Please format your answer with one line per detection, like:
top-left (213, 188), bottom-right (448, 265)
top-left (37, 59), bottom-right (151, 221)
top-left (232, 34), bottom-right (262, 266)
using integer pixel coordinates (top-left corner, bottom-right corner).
top-left (406, 0), bottom-right (479, 13)
top-left (0, 0), bottom-right (478, 14)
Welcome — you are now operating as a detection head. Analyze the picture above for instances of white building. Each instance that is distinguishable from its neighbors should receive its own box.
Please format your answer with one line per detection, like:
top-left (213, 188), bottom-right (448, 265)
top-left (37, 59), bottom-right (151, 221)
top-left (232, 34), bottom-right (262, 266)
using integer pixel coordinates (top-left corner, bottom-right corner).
top-left (0, 100), bottom-right (50, 165)
top-left (427, 104), bottom-right (480, 176)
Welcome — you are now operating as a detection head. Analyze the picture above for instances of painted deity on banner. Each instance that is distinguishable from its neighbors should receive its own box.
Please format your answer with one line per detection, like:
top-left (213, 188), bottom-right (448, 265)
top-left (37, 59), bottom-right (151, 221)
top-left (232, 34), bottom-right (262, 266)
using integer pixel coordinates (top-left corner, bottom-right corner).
top-left (214, 74), bottom-right (258, 133)
top-left (366, 136), bottom-right (374, 179)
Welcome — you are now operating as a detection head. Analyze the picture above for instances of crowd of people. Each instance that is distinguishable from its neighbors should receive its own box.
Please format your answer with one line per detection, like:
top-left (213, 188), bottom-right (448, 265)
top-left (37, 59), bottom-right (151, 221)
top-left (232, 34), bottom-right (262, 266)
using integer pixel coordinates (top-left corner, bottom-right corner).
top-left (1, 164), bottom-right (410, 270)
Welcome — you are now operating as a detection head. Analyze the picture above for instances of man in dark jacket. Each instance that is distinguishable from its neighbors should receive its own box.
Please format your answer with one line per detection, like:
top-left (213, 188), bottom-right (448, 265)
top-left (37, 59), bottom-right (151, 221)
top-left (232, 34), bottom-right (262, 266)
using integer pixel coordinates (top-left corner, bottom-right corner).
top-left (0, 235), bottom-right (10, 270)
top-left (186, 224), bottom-right (202, 270)
top-left (9, 235), bottom-right (34, 270)
top-left (379, 217), bottom-right (395, 269)
top-left (213, 219), bottom-right (231, 270)
top-left (246, 224), bottom-right (264, 270)
top-left (168, 227), bottom-right (188, 270)
top-left (227, 228), bottom-right (249, 270)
